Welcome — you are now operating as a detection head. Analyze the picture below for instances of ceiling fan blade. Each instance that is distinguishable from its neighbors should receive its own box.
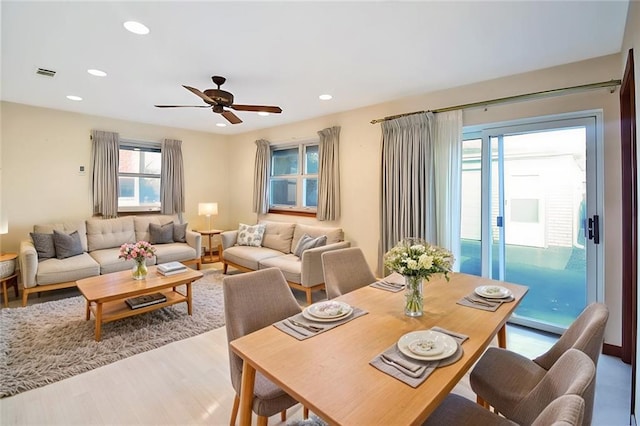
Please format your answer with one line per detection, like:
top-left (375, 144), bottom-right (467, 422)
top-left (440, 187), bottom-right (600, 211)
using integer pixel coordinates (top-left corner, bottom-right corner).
top-left (230, 104), bottom-right (282, 114)
top-left (155, 105), bottom-right (211, 108)
top-left (182, 85), bottom-right (217, 104)
top-left (221, 110), bottom-right (243, 124)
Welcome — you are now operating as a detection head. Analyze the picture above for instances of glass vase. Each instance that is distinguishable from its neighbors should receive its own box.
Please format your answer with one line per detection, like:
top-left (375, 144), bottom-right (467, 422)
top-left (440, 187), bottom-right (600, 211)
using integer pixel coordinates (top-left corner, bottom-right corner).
top-left (132, 259), bottom-right (148, 280)
top-left (404, 275), bottom-right (424, 317)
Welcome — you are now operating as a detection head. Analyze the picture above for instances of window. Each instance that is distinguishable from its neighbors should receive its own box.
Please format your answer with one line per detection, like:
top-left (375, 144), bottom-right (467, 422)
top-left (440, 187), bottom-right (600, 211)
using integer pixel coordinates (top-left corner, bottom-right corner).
top-left (118, 140), bottom-right (162, 212)
top-left (269, 143), bottom-right (318, 212)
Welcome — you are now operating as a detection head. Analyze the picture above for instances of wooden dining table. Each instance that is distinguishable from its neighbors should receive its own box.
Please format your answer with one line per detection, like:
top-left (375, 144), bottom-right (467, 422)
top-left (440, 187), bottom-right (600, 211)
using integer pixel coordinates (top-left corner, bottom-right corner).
top-left (230, 272), bottom-right (528, 426)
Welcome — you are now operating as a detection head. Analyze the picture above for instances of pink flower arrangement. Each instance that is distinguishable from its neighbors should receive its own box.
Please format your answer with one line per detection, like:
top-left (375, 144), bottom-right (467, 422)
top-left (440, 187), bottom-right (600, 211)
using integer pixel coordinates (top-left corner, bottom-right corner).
top-left (118, 240), bottom-right (156, 263)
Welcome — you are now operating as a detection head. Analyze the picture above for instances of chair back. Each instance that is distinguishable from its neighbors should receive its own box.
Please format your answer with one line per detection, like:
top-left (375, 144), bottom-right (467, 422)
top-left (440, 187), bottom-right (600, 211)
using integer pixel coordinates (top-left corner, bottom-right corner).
top-left (534, 302), bottom-right (609, 370)
top-left (223, 267), bottom-right (302, 392)
top-left (322, 247), bottom-right (376, 299)
top-left (531, 395), bottom-right (585, 426)
top-left (512, 348), bottom-right (595, 426)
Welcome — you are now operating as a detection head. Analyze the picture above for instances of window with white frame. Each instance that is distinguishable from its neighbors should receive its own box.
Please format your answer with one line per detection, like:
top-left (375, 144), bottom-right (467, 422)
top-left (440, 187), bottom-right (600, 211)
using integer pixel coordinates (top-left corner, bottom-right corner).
top-left (269, 142), bottom-right (318, 212)
top-left (118, 140), bottom-right (162, 212)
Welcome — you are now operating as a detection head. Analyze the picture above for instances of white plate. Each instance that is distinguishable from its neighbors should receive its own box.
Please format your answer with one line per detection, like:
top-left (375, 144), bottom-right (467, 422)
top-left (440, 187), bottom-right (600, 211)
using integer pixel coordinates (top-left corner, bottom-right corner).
top-left (307, 301), bottom-right (352, 319)
top-left (474, 285), bottom-right (512, 299)
top-left (302, 306), bottom-right (353, 322)
top-left (397, 330), bottom-right (458, 361)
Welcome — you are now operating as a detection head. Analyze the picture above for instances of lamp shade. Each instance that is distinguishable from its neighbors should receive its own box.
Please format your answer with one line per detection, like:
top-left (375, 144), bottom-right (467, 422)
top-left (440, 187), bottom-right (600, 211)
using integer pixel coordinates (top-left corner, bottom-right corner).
top-left (198, 202), bottom-right (218, 216)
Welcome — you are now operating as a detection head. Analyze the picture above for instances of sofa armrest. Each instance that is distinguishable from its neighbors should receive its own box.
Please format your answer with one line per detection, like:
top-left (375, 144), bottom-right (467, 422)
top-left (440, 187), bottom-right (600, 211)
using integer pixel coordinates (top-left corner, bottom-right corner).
top-left (19, 239), bottom-right (38, 289)
top-left (221, 230), bottom-right (238, 250)
top-left (186, 230), bottom-right (202, 259)
top-left (300, 241), bottom-right (351, 286)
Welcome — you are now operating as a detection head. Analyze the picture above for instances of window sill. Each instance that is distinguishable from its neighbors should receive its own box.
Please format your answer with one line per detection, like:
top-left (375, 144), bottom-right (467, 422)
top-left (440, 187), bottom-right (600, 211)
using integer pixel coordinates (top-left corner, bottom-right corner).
top-left (268, 209), bottom-right (316, 218)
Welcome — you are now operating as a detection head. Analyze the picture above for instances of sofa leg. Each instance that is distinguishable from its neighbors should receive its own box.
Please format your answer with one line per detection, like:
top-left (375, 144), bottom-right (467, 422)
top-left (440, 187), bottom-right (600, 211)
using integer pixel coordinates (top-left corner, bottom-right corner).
top-left (306, 289), bottom-right (312, 305)
top-left (223, 263), bottom-right (228, 274)
top-left (22, 289), bottom-right (30, 307)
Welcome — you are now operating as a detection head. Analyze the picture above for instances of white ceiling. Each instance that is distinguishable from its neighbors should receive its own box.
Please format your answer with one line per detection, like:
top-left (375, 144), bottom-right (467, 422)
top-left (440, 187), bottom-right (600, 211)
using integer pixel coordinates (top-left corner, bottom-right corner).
top-left (1, 1), bottom-right (629, 135)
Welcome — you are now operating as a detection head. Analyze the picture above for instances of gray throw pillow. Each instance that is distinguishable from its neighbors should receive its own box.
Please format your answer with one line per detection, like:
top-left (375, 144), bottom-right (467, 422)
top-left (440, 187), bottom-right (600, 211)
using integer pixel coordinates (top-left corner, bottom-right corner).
top-left (173, 223), bottom-right (188, 243)
top-left (293, 234), bottom-right (327, 257)
top-left (30, 232), bottom-right (56, 260)
top-left (52, 230), bottom-right (84, 259)
top-left (149, 222), bottom-right (174, 244)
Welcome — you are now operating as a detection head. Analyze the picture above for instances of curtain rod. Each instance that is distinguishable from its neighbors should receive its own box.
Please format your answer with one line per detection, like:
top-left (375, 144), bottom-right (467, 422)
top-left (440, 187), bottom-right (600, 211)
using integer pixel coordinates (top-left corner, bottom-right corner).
top-left (370, 79), bottom-right (622, 125)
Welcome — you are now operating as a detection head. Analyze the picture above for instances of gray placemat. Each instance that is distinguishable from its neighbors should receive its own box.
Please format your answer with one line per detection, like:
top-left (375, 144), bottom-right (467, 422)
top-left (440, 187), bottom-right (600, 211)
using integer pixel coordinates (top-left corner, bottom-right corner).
top-left (274, 307), bottom-right (368, 340)
top-left (369, 280), bottom-right (404, 292)
top-left (456, 292), bottom-right (514, 311)
top-left (370, 327), bottom-right (469, 388)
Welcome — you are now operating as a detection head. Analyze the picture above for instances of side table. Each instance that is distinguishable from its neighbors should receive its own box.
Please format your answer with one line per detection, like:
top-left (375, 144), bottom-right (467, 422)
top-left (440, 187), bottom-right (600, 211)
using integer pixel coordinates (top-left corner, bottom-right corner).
top-left (0, 253), bottom-right (19, 307)
top-left (195, 229), bottom-right (223, 264)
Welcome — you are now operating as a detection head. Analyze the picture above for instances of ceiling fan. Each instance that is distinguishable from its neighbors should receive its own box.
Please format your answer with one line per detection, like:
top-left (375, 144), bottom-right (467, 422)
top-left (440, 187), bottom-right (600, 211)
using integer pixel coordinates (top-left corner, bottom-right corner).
top-left (155, 75), bottom-right (282, 124)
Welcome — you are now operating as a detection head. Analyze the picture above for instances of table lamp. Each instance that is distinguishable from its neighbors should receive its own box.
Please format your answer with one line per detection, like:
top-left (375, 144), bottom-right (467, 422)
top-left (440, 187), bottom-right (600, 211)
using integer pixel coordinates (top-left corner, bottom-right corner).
top-left (198, 202), bottom-right (218, 231)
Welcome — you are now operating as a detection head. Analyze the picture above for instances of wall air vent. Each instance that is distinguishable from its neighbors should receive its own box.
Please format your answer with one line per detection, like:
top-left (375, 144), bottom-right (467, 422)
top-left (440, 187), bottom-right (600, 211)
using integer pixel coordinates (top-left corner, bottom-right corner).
top-left (36, 68), bottom-right (56, 77)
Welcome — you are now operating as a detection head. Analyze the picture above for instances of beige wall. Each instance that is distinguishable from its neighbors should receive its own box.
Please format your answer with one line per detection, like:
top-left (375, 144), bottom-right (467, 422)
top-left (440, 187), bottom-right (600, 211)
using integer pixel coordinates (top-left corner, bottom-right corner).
top-left (0, 53), bottom-right (625, 346)
top-left (0, 102), bottom-right (228, 252)
top-left (227, 54), bottom-right (623, 345)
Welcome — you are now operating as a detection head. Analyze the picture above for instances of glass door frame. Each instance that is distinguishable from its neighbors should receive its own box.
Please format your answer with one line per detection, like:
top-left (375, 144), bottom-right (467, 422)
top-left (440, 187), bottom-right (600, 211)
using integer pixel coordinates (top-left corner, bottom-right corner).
top-left (467, 110), bottom-right (604, 334)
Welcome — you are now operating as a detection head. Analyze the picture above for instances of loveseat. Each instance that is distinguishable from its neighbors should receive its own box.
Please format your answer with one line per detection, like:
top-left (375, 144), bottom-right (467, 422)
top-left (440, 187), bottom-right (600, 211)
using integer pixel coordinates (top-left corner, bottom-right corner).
top-left (220, 221), bottom-right (350, 304)
top-left (19, 215), bottom-right (201, 306)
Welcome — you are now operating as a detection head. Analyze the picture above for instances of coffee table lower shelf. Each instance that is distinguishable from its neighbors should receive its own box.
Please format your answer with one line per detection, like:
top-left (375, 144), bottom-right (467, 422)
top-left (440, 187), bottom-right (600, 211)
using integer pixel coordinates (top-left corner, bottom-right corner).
top-left (85, 287), bottom-right (192, 341)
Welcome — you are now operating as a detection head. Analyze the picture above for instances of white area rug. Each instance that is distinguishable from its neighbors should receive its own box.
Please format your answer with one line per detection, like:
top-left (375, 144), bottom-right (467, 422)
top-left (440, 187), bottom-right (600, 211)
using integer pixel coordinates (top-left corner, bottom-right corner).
top-left (0, 270), bottom-right (225, 398)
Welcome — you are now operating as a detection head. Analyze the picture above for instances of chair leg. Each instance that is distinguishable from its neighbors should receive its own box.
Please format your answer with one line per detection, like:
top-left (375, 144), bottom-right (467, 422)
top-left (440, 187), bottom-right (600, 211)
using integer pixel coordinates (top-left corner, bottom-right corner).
top-left (476, 395), bottom-right (490, 409)
top-left (281, 409), bottom-right (286, 421)
top-left (257, 415), bottom-right (268, 426)
top-left (303, 406), bottom-right (309, 419)
top-left (230, 395), bottom-right (240, 426)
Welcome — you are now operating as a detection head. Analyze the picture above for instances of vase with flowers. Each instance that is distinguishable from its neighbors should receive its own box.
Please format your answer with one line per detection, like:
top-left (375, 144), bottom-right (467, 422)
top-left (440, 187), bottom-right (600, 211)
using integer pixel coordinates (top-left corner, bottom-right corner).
top-left (119, 241), bottom-right (156, 280)
top-left (383, 237), bottom-right (454, 317)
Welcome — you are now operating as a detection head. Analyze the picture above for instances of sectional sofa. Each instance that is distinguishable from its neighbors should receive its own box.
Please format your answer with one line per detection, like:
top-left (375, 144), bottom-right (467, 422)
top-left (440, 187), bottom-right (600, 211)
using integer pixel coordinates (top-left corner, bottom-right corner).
top-left (19, 215), bottom-right (201, 306)
top-left (220, 220), bottom-right (350, 304)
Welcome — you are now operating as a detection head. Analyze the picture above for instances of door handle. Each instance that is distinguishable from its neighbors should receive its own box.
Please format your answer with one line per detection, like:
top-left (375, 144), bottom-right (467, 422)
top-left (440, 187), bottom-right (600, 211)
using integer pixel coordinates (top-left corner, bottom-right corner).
top-left (587, 215), bottom-right (600, 244)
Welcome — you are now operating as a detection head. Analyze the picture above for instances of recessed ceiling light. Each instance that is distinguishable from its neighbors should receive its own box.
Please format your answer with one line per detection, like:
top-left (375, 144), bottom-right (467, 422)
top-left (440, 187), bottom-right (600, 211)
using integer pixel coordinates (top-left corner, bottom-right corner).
top-left (319, 94), bottom-right (333, 101)
top-left (216, 123), bottom-right (227, 127)
top-left (66, 95), bottom-right (82, 101)
top-left (258, 112), bottom-right (270, 116)
top-left (87, 69), bottom-right (107, 77)
top-left (123, 21), bottom-right (150, 35)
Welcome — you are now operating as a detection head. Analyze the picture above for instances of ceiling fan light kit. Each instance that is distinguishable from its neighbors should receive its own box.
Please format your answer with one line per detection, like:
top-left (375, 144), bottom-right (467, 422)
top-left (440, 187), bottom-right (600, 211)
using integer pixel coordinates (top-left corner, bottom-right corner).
top-left (155, 75), bottom-right (282, 125)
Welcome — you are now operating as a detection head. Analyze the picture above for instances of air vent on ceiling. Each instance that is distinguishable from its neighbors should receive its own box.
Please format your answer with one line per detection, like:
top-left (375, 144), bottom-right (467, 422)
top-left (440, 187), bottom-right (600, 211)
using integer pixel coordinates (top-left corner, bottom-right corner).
top-left (36, 68), bottom-right (56, 77)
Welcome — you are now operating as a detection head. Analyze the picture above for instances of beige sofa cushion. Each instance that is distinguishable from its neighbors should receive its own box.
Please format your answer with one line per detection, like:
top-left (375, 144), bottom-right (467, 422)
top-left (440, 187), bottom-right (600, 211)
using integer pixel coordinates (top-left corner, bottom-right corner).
top-left (34, 221), bottom-right (89, 252)
top-left (35, 252), bottom-right (100, 285)
top-left (260, 221), bottom-right (295, 253)
top-left (154, 242), bottom-right (197, 264)
top-left (292, 224), bottom-right (343, 252)
top-left (223, 245), bottom-right (283, 270)
top-left (86, 217), bottom-right (135, 251)
top-left (259, 254), bottom-right (302, 284)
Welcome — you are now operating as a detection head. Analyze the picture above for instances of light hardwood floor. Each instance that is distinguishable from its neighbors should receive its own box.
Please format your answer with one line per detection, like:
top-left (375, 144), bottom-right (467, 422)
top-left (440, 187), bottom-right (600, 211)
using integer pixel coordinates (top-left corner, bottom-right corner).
top-left (0, 265), bottom-right (632, 426)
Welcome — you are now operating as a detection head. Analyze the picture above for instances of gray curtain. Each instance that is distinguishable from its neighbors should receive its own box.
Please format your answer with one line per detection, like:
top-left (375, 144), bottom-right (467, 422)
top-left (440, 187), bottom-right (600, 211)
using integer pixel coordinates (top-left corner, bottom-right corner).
top-left (317, 126), bottom-right (341, 221)
top-left (253, 139), bottom-right (270, 214)
top-left (380, 112), bottom-right (436, 256)
top-left (161, 139), bottom-right (185, 220)
top-left (91, 129), bottom-right (119, 218)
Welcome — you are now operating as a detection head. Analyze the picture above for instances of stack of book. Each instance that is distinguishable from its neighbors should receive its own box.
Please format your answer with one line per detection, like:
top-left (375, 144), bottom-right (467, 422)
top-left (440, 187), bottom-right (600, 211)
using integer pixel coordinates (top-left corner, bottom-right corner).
top-left (125, 293), bottom-right (167, 309)
top-left (157, 261), bottom-right (187, 276)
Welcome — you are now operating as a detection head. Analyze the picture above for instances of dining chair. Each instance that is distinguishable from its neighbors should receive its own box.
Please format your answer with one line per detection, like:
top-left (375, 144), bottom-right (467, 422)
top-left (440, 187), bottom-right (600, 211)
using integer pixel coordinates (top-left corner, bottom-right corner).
top-left (223, 267), bottom-right (309, 426)
top-left (321, 247), bottom-right (376, 299)
top-left (422, 394), bottom-right (585, 426)
top-left (470, 303), bottom-right (608, 426)
top-left (426, 348), bottom-right (593, 426)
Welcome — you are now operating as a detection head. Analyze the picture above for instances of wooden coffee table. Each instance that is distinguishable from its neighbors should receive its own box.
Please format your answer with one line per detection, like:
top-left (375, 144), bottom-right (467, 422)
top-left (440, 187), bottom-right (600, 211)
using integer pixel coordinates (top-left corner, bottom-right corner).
top-left (76, 266), bottom-right (204, 341)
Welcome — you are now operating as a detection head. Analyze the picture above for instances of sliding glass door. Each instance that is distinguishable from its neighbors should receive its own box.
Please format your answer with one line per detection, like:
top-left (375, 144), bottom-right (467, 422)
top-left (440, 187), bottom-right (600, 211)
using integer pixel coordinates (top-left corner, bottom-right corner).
top-left (460, 113), bottom-right (602, 333)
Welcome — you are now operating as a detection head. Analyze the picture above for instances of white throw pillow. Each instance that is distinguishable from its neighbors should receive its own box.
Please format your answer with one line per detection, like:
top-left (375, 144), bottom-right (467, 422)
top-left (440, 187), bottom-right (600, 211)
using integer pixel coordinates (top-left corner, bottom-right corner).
top-left (237, 223), bottom-right (266, 247)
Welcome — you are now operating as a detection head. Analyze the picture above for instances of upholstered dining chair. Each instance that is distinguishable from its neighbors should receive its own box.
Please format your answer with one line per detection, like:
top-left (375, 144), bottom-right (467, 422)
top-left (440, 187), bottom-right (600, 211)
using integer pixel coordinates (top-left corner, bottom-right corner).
top-left (321, 247), bottom-right (376, 299)
top-left (426, 348), bottom-right (594, 426)
top-left (423, 394), bottom-right (585, 426)
top-left (470, 303), bottom-right (608, 426)
top-left (223, 267), bottom-right (308, 426)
